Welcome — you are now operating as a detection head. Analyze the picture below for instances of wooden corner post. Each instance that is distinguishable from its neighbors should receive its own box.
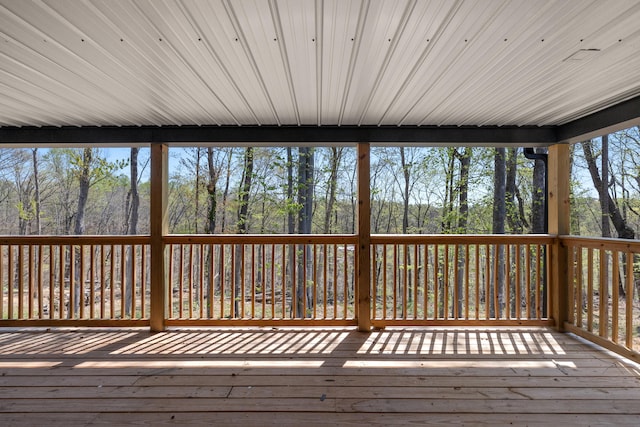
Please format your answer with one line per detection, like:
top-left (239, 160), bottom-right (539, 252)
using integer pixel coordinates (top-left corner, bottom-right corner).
top-left (548, 143), bottom-right (570, 331)
top-left (357, 142), bottom-right (372, 332)
top-left (150, 143), bottom-right (168, 332)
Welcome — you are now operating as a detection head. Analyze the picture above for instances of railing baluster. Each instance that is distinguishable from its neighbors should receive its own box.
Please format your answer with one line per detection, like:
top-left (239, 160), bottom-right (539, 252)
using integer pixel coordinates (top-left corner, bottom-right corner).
top-left (69, 245), bottom-right (75, 319)
top-left (403, 244), bottom-right (408, 320)
top-left (36, 245), bottom-right (42, 318)
top-left (625, 251), bottom-right (633, 349)
top-left (261, 244), bottom-right (267, 319)
top-left (525, 244), bottom-right (531, 319)
top-left (0, 246), bottom-right (4, 319)
top-left (423, 244), bottom-right (428, 320)
top-left (48, 245), bottom-right (54, 319)
top-left (434, 244), bottom-right (439, 320)
top-left (383, 244), bottom-right (388, 320)
top-left (343, 243), bottom-right (348, 319)
top-left (231, 244), bottom-right (236, 318)
top-left (270, 244), bottom-right (275, 319)
top-left (81, 245), bottom-right (87, 319)
top-left (282, 244), bottom-right (287, 319)
top-left (323, 244), bottom-right (328, 320)
top-left (515, 244), bottom-right (521, 320)
top-left (576, 247), bottom-right (583, 328)
top-left (444, 244), bottom-right (450, 320)
top-left (16, 245), bottom-right (22, 319)
top-left (413, 244), bottom-right (419, 320)
top-left (179, 244), bottom-right (185, 319)
top-left (141, 245), bottom-right (147, 319)
top-left (0, 246), bottom-right (3, 319)
top-left (474, 245), bottom-right (480, 320)
top-left (505, 244), bottom-right (510, 319)
top-left (535, 244), bottom-right (542, 319)
top-left (28, 245), bottom-right (34, 319)
top-left (120, 244), bottom-right (125, 318)
top-left (199, 244), bottom-right (205, 319)
top-left (453, 244), bottom-right (459, 319)
top-left (599, 248), bottom-right (608, 338)
top-left (303, 244), bottom-right (308, 319)
top-left (290, 244), bottom-right (296, 319)
top-left (313, 244), bottom-right (318, 319)
top-left (587, 248), bottom-right (594, 332)
top-left (89, 245), bottom-right (95, 319)
top-left (372, 245), bottom-right (377, 320)
top-left (208, 244), bottom-right (214, 319)
top-left (612, 250), bottom-right (620, 343)
top-left (393, 244), bottom-right (397, 320)
top-left (251, 244), bottom-right (256, 319)
top-left (188, 243), bottom-right (194, 319)
top-left (220, 244), bottom-right (226, 319)
top-left (567, 246), bottom-right (576, 325)
top-left (132, 245), bottom-right (138, 319)
top-left (167, 244), bottom-right (174, 318)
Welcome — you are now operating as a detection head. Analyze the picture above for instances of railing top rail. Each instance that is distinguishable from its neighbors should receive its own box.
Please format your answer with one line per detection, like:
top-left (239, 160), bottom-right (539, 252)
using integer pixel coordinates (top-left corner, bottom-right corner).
top-left (0, 234), bottom-right (560, 246)
top-left (560, 235), bottom-right (640, 252)
top-left (371, 234), bottom-right (555, 245)
top-left (164, 234), bottom-right (358, 244)
top-left (0, 235), bottom-right (151, 245)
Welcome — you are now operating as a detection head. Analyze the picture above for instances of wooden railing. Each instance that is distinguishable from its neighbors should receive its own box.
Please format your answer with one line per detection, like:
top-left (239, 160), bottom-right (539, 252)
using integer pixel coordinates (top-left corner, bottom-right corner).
top-left (0, 236), bottom-right (150, 325)
top-left (1, 234), bottom-right (554, 327)
top-left (371, 235), bottom-right (553, 326)
top-left (164, 235), bottom-right (357, 326)
top-left (562, 236), bottom-right (640, 360)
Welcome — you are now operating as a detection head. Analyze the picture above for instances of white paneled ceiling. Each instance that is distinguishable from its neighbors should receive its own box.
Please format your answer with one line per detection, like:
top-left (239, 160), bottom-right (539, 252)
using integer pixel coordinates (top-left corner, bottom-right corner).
top-left (1, 0), bottom-right (640, 128)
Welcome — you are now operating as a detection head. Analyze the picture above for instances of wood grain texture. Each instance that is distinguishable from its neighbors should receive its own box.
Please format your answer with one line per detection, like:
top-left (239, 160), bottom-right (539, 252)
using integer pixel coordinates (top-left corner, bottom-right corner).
top-left (1, 327), bottom-right (639, 426)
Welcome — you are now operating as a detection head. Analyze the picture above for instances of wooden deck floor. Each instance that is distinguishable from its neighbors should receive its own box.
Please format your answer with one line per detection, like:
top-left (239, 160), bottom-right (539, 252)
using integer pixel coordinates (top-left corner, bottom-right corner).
top-left (1, 327), bottom-right (640, 426)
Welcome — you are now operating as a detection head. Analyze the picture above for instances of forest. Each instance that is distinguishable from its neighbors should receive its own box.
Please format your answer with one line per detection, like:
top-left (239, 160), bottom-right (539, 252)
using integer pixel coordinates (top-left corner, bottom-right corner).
top-left (1, 126), bottom-right (640, 240)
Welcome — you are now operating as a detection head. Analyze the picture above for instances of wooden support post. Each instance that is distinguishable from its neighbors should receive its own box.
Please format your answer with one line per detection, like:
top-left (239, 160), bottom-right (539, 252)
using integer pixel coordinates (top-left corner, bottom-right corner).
top-left (150, 143), bottom-right (168, 332)
top-left (357, 142), bottom-right (371, 332)
top-left (548, 143), bottom-right (570, 331)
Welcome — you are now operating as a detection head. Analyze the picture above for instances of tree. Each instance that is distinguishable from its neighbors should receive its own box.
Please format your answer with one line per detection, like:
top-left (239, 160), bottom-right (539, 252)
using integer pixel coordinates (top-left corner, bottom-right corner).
top-left (581, 139), bottom-right (635, 239)
top-left (67, 148), bottom-right (123, 316)
top-left (32, 149), bottom-right (42, 235)
top-left (323, 147), bottom-right (343, 234)
top-left (491, 148), bottom-right (506, 318)
top-left (455, 147), bottom-right (471, 317)
top-left (234, 147), bottom-right (254, 317)
top-left (296, 147), bottom-right (314, 318)
top-left (124, 148), bottom-right (139, 317)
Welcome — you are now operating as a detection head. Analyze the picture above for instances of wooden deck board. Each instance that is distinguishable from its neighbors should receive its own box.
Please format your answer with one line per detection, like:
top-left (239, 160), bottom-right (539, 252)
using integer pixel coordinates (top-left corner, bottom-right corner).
top-left (1, 327), bottom-right (640, 426)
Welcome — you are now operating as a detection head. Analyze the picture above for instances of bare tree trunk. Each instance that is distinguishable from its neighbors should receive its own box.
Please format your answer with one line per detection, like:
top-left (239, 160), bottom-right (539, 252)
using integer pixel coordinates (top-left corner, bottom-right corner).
top-left (296, 147), bottom-right (314, 318)
top-left (32, 149), bottom-right (41, 235)
top-left (205, 147), bottom-right (221, 316)
top-left (456, 148), bottom-right (471, 318)
top-left (531, 148), bottom-right (546, 234)
top-left (441, 148), bottom-right (456, 232)
top-left (220, 149), bottom-right (233, 233)
top-left (323, 147), bottom-right (342, 234)
top-left (491, 148), bottom-right (506, 319)
top-left (399, 148), bottom-right (410, 316)
top-left (72, 148), bottom-right (92, 317)
top-left (124, 148), bottom-right (139, 317)
top-left (286, 148), bottom-right (295, 316)
top-left (581, 140), bottom-right (635, 239)
top-left (234, 147), bottom-right (253, 317)
top-left (194, 148), bottom-right (202, 234)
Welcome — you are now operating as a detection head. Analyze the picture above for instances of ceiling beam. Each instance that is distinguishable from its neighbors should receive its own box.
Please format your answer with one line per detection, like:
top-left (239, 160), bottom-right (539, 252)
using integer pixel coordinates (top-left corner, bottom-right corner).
top-left (557, 95), bottom-right (640, 143)
top-left (0, 125), bottom-right (556, 147)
